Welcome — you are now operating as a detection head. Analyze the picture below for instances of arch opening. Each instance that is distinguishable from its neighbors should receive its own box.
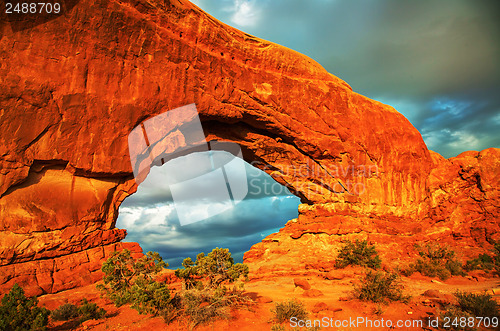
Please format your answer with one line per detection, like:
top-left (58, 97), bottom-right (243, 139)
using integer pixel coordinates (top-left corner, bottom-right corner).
top-left (116, 150), bottom-right (300, 268)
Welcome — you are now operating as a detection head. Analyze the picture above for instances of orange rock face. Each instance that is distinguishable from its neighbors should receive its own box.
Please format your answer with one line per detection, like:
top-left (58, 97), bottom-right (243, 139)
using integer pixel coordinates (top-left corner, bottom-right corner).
top-left (0, 0), bottom-right (498, 296)
top-left (244, 149), bottom-right (500, 277)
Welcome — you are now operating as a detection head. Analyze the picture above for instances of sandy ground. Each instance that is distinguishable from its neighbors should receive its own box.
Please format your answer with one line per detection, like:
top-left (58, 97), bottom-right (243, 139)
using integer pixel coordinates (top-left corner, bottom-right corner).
top-left (38, 269), bottom-right (500, 331)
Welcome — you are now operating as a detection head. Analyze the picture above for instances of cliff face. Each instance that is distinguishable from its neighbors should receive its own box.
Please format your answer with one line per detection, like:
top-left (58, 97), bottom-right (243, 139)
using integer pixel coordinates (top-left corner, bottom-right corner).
top-left (0, 0), bottom-right (498, 296)
top-left (244, 149), bottom-right (500, 278)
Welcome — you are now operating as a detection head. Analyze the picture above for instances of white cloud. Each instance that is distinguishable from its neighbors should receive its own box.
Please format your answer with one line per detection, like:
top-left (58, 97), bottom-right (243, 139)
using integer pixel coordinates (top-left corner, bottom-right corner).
top-left (447, 131), bottom-right (480, 150)
top-left (118, 204), bottom-right (175, 233)
top-left (423, 129), bottom-right (482, 157)
top-left (493, 113), bottom-right (500, 125)
top-left (229, 0), bottom-right (262, 27)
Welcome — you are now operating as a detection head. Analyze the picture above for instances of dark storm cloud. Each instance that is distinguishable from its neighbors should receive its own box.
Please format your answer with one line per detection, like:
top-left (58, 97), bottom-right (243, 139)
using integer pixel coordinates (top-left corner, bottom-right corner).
top-left (192, 0), bottom-right (500, 157)
top-left (118, 196), bottom-right (299, 268)
top-left (117, 151), bottom-right (300, 267)
top-left (121, 152), bottom-right (294, 210)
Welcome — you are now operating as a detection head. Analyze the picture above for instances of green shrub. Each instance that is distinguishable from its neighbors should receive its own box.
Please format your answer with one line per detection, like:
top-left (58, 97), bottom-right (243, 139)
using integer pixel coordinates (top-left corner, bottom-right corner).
top-left (175, 248), bottom-right (249, 290)
top-left (51, 299), bottom-right (106, 324)
top-left (334, 239), bottom-right (381, 269)
top-left (492, 242), bottom-right (500, 265)
top-left (180, 288), bottom-right (231, 326)
top-left (354, 270), bottom-right (408, 303)
top-left (464, 253), bottom-right (495, 271)
top-left (455, 291), bottom-right (499, 318)
top-left (159, 304), bottom-right (178, 324)
top-left (403, 243), bottom-right (465, 280)
top-left (129, 278), bottom-right (171, 315)
top-left (97, 249), bottom-right (170, 315)
top-left (437, 305), bottom-right (475, 331)
top-left (0, 283), bottom-right (50, 331)
top-left (272, 299), bottom-right (308, 323)
top-left (436, 292), bottom-right (500, 330)
top-left (98, 248), bottom-right (249, 326)
top-left (465, 241), bottom-right (500, 274)
top-left (51, 303), bottom-right (79, 321)
top-left (174, 248), bottom-right (250, 326)
top-left (406, 258), bottom-right (452, 280)
top-left (77, 299), bottom-right (106, 323)
top-left (178, 279), bottom-right (250, 326)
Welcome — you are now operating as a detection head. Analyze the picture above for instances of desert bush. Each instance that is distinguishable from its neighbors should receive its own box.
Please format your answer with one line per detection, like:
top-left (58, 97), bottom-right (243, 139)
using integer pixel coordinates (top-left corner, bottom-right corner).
top-left (175, 247), bottom-right (249, 290)
top-left (437, 305), bottom-right (475, 331)
top-left (51, 299), bottom-right (106, 324)
top-left (334, 239), bottom-right (381, 269)
top-left (464, 253), bottom-right (495, 272)
top-left (129, 277), bottom-right (171, 315)
top-left (272, 299), bottom-right (308, 323)
top-left (174, 248), bottom-right (251, 326)
top-left (159, 303), bottom-right (178, 324)
top-left (177, 279), bottom-right (250, 327)
top-left (354, 270), bottom-right (408, 303)
top-left (493, 242), bottom-right (500, 275)
top-left (51, 303), bottom-right (79, 321)
top-left (77, 299), bottom-right (106, 323)
top-left (180, 288), bottom-right (231, 326)
top-left (455, 291), bottom-right (499, 318)
top-left (403, 243), bottom-right (465, 280)
top-left (436, 292), bottom-right (499, 330)
top-left (465, 241), bottom-right (500, 274)
top-left (174, 257), bottom-right (201, 289)
top-left (97, 249), bottom-right (170, 315)
top-left (0, 283), bottom-right (50, 331)
top-left (99, 248), bottom-right (249, 326)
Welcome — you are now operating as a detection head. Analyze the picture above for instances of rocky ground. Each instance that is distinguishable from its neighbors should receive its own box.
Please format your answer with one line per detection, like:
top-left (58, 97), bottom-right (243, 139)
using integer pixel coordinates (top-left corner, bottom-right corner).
top-left (38, 267), bottom-right (500, 331)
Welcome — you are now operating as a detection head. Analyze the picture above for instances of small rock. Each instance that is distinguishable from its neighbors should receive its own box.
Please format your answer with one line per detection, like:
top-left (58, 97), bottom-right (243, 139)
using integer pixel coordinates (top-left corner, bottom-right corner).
top-left (257, 296), bottom-right (273, 303)
top-left (312, 302), bottom-right (328, 313)
top-left (422, 289), bottom-right (442, 298)
top-left (294, 278), bottom-right (311, 290)
top-left (324, 270), bottom-right (345, 280)
top-left (303, 289), bottom-right (324, 297)
top-left (491, 287), bottom-right (500, 295)
top-left (81, 319), bottom-right (101, 328)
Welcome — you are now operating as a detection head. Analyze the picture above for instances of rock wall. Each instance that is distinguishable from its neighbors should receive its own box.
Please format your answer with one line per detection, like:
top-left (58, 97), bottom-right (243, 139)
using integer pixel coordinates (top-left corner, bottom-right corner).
top-left (0, 0), bottom-right (498, 295)
top-left (245, 149), bottom-right (500, 278)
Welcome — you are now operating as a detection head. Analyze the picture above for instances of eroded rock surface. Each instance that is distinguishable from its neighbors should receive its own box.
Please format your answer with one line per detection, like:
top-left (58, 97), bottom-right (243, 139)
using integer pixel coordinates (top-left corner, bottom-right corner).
top-left (0, 0), bottom-right (498, 295)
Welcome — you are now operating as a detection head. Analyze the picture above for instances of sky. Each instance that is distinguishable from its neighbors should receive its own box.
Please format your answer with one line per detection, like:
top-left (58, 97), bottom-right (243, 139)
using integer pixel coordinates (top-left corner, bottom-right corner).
top-left (192, 0), bottom-right (499, 158)
top-left (117, 0), bottom-right (499, 267)
top-left (118, 151), bottom-right (300, 268)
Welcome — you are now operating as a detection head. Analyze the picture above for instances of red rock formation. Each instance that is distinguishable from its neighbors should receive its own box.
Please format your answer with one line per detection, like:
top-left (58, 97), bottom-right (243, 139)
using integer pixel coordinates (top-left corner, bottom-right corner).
top-left (244, 148), bottom-right (500, 277)
top-left (0, 0), bottom-right (498, 295)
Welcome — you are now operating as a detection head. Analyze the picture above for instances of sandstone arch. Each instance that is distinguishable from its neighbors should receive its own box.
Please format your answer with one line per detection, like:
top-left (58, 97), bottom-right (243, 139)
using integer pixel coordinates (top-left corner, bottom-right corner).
top-left (0, 0), bottom-right (498, 295)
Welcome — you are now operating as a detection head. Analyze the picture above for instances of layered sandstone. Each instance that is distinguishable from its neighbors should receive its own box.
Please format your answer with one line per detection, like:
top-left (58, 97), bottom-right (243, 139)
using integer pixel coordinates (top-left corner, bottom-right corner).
top-left (0, 0), bottom-right (498, 296)
top-left (245, 148), bottom-right (500, 277)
